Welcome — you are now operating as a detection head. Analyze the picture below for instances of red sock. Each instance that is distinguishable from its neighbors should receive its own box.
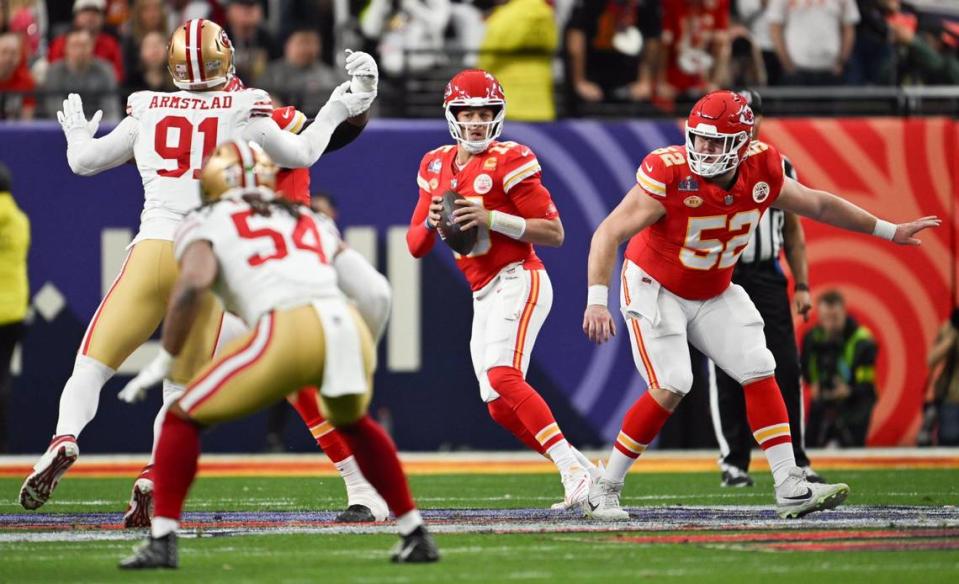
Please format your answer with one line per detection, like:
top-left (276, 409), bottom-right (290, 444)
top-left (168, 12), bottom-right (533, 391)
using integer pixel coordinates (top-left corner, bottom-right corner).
top-left (289, 387), bottom-right (353, 463)
top-left (743, 376), bottom-right (792, 449)
top-left (487, 398), bottom-right (546, 455)
top-left (487, 366), bottom-right (565, 451)
top-left (336, 415), bottom-right (415, 516)
top-left (614, 391), bottom-right (672, 459)
top-left (153, 412), bottom-right (201, 521)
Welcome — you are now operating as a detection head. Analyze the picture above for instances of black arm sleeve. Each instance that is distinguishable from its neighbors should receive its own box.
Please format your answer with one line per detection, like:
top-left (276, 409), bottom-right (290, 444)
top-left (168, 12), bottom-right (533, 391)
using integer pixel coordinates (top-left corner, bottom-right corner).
top-left (321, 119), bottom-right (367, 154)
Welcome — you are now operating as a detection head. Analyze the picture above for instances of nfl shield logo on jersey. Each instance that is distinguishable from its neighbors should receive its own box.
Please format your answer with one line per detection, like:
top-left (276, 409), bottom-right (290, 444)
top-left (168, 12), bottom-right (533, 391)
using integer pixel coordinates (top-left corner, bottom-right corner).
top-left (752, 181), bottom-right (770, 203)
top-left (429, 159), bottom-right (442, 174)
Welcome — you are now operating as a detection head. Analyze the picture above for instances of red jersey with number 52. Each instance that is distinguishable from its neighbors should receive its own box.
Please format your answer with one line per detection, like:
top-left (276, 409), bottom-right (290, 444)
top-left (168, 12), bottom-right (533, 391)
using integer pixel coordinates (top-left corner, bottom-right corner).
top-left (407, 140), bottom-right (559, 290)
top-left (174, 195), bottom-right (342, 325)
top-left (625, 141), bottom-right (785, 300)
top-left (125, 88), bottom-right (273, 235)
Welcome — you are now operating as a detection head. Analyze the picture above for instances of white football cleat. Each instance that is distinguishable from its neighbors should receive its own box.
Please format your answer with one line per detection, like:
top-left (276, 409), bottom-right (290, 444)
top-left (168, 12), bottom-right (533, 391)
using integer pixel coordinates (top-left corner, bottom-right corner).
top-left (123, 477), bottom-right (155, 528)
top-left (551, 459), bottom-right (604, 510)
top-left (344, 484), bottom-right (389, 522)
top-left (20, 435), bottom-right (79, 510)
top-left (583, 477), bottom-right (630, 522)
top-left (775, 466), bottom-right (849, 519)
top-left (559, 464), bottom-right (590, 509)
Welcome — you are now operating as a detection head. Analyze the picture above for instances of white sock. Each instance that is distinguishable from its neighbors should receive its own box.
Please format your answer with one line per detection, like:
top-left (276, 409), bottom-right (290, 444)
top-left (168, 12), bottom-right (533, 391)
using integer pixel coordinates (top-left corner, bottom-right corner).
top-left (151, 516), bottom-right (179, 538)
top-left (148, 382), bottom-right (185, 466)
top-left (603, 448), bottom-right (637, 483)
top-left (335, 456), bottom-right (368, 490)
top-left (396, 509), bottom-right (423, 536)
top-left (764, 442), bottom-right (797, 486)
top-left (546, 440), bottom-right (577, 473)
top-left (55, 355), bottom-right (115, 437)
top-left (569, 446), bottom-right (593, 470)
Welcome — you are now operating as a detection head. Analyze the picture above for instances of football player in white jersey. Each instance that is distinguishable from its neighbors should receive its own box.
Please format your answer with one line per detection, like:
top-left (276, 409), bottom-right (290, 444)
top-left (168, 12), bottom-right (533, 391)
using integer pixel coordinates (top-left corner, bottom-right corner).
top-left (19, 18), bottom-right (378, 512)
top-left (118, 140), bottom-right (438, 568)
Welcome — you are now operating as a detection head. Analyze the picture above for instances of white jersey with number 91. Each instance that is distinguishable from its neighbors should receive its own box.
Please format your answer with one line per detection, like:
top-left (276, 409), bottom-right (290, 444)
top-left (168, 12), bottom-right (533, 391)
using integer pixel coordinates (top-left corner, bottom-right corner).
top-left (174, 194), bottom-right (343, 325)
top-left (126, 88), bottom-right (273, 243)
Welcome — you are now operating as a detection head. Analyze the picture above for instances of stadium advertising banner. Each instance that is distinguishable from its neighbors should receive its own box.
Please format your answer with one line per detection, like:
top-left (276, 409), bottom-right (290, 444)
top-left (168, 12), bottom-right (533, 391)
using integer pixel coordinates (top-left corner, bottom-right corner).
top-left (1, 118), bottom-right (954, 453)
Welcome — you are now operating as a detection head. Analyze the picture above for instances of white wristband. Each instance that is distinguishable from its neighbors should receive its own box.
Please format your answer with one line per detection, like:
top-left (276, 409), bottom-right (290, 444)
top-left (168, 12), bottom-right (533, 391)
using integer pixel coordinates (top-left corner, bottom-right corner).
top-left (489, 210), bottom-right (527, 239)
top-left (872, 219), bottom-right (896, 241)
top-left (587, 285), bottom-right (609, 307)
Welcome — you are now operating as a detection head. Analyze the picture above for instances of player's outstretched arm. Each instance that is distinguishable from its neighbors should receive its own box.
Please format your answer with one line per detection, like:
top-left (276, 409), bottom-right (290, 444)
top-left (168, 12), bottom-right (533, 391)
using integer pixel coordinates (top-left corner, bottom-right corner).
top-left (59, 93), bottom-right (137, 176)
top-left (583, 185), bottom-right (666, 344)
top-left (118, 241), bottom-right (218, 404)
top-left (334, 247), bottom-right (392, 343)
top-left (775, 177), bottom-right (941, 245)
top-left (246, 82), bottom-right (374, 168)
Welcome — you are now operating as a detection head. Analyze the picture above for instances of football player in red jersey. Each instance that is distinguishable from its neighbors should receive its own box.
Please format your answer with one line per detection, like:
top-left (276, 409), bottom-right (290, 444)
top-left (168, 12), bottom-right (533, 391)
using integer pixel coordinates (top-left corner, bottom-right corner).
top-left (407, 69), bottom-right (595, 509)
top-left (583, 90), bottom-right (940, 520)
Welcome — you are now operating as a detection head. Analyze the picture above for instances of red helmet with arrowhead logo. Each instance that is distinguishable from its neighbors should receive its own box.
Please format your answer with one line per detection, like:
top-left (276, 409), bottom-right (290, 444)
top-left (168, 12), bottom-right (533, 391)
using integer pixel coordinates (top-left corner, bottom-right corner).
top-left (685, 90), bottom-right (754, 178)
top-left (443, 69), bottom-right (506, 154)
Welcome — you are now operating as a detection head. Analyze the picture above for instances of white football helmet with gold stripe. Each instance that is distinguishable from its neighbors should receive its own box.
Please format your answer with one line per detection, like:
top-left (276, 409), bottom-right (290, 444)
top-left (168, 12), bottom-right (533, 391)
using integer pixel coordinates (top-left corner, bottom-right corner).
top-left (168, 19), bottom-right (234, 91)
top-left (199, 140), bottom-right (278, 203)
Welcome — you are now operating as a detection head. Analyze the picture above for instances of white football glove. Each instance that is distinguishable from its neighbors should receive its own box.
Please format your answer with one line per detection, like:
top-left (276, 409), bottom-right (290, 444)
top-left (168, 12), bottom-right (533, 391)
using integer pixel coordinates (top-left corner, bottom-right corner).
top-left (118, 349), bottom-right (174, 404)
top-left (324, 81), bottom-right (376, 119)
top-left (345, 49), bottom-right (378, 95)
top-left (57, 93), bottom-right (103, 138)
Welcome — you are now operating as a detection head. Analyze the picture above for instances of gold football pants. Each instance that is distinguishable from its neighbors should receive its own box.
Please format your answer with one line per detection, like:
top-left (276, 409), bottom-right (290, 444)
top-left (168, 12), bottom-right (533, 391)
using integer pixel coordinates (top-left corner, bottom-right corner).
top-left (177, 304), bottom-right (374, 427)
top-left (79, 239), bottom-right (223, 383)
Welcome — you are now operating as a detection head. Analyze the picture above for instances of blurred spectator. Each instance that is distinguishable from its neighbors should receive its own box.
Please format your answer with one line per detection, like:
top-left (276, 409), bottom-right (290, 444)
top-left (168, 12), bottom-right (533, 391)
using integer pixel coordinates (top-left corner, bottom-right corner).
top-left (768, 0), bottom-right (859, 86)
top-left (0, 32), bottom-right (37, 120)
top-left (920, 307), bottom-right (959, 446)
top-left (736, 0), bottom-right (780, 85)
top-left (43, 27), bottom-right (120, 121)
top-left (0, 161), bottom-right (30, 453)
top-left (166, 0), bottom-right (225, 32)
top-left (224, 0), bottom-right (278, 83)
top-left (448, 0), bottom-right (487, 66)
top-left (478, 0), bottom-right (557, 121)
top-left (726, 18), bottom-right (766, 86)
top-left (104, 0), bottom-right (131, 29)
top-left (5, 0), bottom-right (45, 62)
top-left (891, 16), bottom-right (959, 85)
top-left (660, 0), bottom-right (731, 99)
top-left (257, 27), bottom-right (341, 116)
top-left (124, 30), bottom-right (175, 92)
top-left (120, 0), bottom-right (168, 90)
top-left (360, 0), bottom-right (451, 76)
top-left (276, 0), bottom-right (337, 67)
top-left (48, 0), bottom-right (125, 84)
top-left (846, 0), bottom-right (907, 85)
top-left (801, 290), bottom-right (878, 447)
top-left (565, 0), bottom-right (663, 108)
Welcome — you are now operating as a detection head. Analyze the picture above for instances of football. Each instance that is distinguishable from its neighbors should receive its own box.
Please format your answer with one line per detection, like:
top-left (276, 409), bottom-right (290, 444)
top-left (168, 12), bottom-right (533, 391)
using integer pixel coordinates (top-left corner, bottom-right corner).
top-left (438, 190), bottom-right (477, 255)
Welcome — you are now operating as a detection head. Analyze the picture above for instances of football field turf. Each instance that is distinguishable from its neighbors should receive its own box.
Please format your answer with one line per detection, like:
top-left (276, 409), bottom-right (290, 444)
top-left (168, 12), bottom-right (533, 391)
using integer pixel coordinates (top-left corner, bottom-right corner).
top-left (1, 458), bottom-right (958, 583)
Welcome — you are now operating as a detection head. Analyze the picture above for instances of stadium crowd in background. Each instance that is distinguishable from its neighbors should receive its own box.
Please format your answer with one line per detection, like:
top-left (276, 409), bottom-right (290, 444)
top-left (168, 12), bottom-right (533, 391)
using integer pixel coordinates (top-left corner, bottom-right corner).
top-left (1, 0), bottom-right (958, 120)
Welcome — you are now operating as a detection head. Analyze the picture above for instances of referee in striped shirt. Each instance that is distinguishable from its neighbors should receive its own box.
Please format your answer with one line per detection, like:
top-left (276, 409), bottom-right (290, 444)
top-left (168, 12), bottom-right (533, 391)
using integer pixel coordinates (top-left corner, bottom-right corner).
top-left (707, 90), bottom-right (824, 487)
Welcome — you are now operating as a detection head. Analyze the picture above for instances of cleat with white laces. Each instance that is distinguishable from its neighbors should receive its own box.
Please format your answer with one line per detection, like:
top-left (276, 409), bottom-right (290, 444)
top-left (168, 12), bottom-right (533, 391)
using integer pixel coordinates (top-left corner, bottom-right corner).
top-left (559, 464), bottom-right (590, 509)
top-left (20, 435), bottom-right (79, 510)
top-left (343, 484), bottom-right (389, 522)
top-left (775, 467), bottom-right (849, 519)
top-left (123, 477), bottom-right (155, 528)
top-left (583, 477), bottom-right (630, 521)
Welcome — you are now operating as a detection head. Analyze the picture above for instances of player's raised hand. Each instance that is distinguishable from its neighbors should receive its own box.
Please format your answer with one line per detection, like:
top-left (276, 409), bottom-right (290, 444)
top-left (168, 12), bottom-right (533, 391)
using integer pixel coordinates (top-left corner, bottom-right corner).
top-left (345, 49), bottom-right (378, 95)
top-left (325, 81), bottom-right (375, 119)
top-left (452, 198), bottom-right (490, 231)
top-left (118, 349), bottom-right (174, 404)
top-left (892, 216), bottom-right (941, 245)
top-left (56, 93), bottom-right (102, 137)
top-left (583, 305), bottom-right (616, 344)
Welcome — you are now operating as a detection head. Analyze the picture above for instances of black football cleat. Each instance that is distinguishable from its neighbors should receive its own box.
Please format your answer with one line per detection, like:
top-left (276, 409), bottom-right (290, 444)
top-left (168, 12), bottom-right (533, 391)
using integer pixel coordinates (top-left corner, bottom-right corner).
top-left (720, 468), bottom-right (754, 488)
top-left (118, 533), bottom-right (178, 570)
top-left (336, 504), bottom-right (376, 523)
top-left (390, 526), bottom-right (440, 563)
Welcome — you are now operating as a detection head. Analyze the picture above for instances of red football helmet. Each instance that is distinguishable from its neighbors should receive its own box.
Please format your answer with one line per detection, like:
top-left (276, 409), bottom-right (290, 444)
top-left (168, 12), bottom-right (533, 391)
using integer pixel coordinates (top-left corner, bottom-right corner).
top-left (685, 90), bottom-right (755, 178)
top-left (443, 69), bottom-right (506, 154)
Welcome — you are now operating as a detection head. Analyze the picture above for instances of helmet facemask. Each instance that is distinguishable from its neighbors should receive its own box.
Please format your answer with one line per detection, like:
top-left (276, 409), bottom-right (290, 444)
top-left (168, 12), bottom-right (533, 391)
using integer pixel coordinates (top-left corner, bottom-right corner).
top-left (445, 103), bottom-right (505, 154)
top-left (685, 123), bottom-right (750, 178)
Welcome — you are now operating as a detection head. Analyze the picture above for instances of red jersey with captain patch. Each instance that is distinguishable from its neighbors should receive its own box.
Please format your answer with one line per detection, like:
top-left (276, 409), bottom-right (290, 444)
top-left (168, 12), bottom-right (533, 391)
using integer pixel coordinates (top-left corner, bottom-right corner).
top-left (625, 141), bottom-right (785, 300)
top-left (407, 140), bottom-right (559, 291)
